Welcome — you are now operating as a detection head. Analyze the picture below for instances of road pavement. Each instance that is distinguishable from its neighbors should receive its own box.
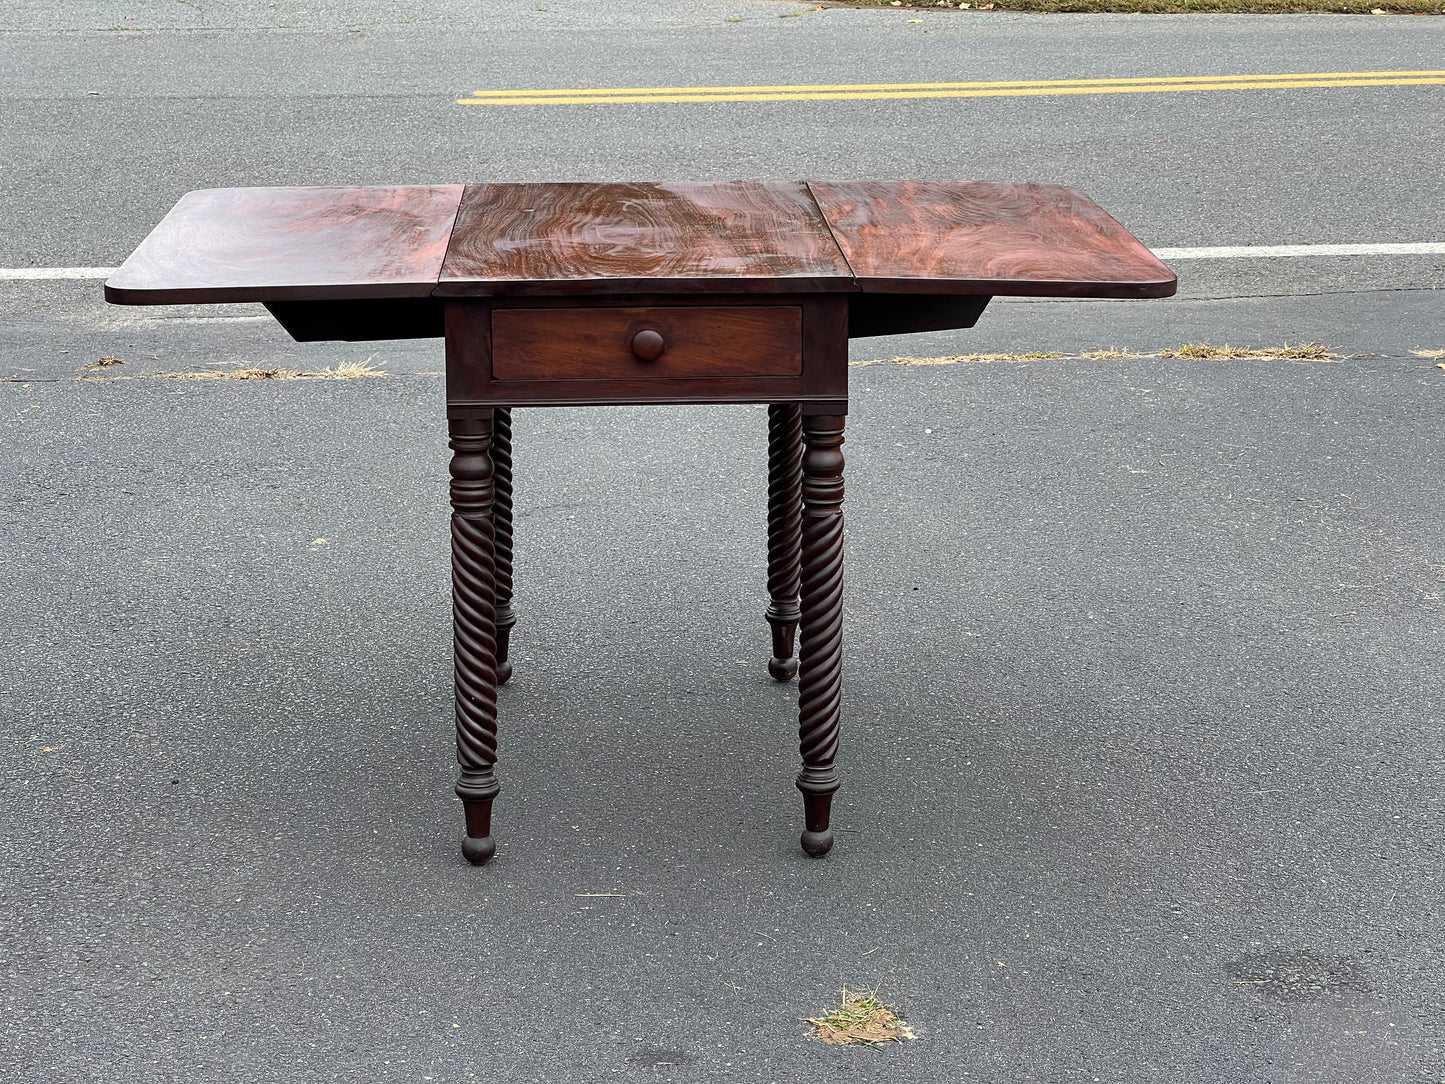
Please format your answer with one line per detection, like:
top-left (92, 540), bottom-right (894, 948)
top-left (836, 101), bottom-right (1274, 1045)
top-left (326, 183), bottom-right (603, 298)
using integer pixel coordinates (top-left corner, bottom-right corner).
top-left (2, 3), bottom-right (1442, 1081)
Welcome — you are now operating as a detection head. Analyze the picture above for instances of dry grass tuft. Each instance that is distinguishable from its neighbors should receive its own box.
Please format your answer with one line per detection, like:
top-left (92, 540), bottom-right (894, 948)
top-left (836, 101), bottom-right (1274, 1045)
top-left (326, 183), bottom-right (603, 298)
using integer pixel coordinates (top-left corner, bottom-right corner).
top-left (1411, 349), bottom-right (1445, 358)
top-left (317, 361), bottom-right (390, 379)
top-left (1157, 342), bottom-right (1335, 360)
top-left (829, 0), bottom-right (1444, 12)
top-left (1082, 348), bottom-right (1145, 360)
top-left (154, 359), bottom-right (388, 381)
top-left (857, 344), bottom-right (1337, 367)
top-left (81, 355), bottom-right (125, 371)
top-left (854, 351), bottom-right (1064, 367)
top-left (805, 989), bottom-right (915, 1047)
top-left (156, 367), bottom-right (302, 380)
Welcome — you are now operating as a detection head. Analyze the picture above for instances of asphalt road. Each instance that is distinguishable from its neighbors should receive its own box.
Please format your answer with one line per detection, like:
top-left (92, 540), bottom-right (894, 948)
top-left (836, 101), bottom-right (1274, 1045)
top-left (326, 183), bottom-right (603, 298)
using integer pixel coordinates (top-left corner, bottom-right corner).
top-left (2, 3), bottom-right (1443, 1082)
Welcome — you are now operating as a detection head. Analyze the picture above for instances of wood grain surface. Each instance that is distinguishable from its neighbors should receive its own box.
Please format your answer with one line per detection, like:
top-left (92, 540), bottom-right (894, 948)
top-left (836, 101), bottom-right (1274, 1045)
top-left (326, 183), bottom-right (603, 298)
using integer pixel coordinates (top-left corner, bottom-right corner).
top-left (807, 180), bottom-right (1177, 299)
top-left (491, 305), bottom-right (802, 380)
top-left (106, 180), bottom-right (1176, 318)
top-left (105, 185), bottom-right (465, 304)
top-left (437, 181), bottom-right (857, 297)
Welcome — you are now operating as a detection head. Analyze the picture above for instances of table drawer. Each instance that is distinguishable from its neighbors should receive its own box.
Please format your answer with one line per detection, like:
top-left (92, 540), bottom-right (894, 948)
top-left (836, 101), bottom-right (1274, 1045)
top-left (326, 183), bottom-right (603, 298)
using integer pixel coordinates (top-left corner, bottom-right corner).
top-left (491, 305), bottom-right (802, 381)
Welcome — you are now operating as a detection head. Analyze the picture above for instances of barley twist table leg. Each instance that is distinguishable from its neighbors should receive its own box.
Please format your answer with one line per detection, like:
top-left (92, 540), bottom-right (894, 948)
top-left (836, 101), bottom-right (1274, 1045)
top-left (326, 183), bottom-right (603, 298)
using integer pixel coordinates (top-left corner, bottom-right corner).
top-left (765, 403), bottom-right (803, 682)
top-left (449, 415), bottom-right (501, 866)
top-left (493, 407), bottom-right (516, 686)
top-left (796, 413), bottom-right (845, 858)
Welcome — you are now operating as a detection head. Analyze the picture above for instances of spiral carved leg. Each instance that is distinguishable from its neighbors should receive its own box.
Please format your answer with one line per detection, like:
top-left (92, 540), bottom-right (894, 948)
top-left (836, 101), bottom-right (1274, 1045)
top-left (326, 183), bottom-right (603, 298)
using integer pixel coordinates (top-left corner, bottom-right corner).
top-left (766, 404), bottom-right (804, 682)
top-left (450, 415), bottom-right (502, 866)
top-left (796, 413), bottom-right (845, 858)
top-left (493, 407), bottom-right (516, 686)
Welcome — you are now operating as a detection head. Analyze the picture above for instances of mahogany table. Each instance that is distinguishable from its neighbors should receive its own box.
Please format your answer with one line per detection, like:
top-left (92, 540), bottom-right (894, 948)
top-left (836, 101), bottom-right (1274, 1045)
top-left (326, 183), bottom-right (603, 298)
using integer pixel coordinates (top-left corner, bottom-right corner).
top-left (106, 180), bottom-right (1176, 865)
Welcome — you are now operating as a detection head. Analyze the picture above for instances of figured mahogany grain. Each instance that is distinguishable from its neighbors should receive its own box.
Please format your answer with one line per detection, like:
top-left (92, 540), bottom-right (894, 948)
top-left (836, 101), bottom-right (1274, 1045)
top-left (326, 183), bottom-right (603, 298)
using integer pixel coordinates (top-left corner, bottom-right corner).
top-left (105, 185), bottom-right (464, 305)
top-left (491, 305), bottom-right (802, 381)
top-left (437, 182), bottom-right (857, 297)
top-left (807, 180), bottom-right (1177, 299)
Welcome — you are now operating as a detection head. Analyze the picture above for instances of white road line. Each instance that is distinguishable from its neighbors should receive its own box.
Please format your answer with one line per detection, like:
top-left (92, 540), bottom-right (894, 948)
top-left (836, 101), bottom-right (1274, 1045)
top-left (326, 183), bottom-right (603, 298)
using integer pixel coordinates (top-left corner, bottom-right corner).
top-left (1, 243), bottom-right (1443, 281)
top-left (0, 267), bottom-right (118, 280)
top-left (1154, 242), bottom-right (1445, 259)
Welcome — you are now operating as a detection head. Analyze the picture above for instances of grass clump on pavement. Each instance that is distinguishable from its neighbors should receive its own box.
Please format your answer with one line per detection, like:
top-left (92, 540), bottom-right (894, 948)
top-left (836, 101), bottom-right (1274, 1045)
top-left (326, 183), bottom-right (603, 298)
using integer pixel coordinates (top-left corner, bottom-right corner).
top-left (151, 360), bottom-right (388, 381)
top-left (1157, 341), bottom-right (1334, 359)
top-left (829, 0), bottom-right (1444, 13)
top-left (857, 343), bottom-right (1338, 366)
top-left (1082, 348), bottom-right (1146, 359)
top-left (75, 358), bottom-right (390, 381)
top-left (805, 989), bottom-right (915, 1046)
top-left (853, 350), bottom-right (1064, 366)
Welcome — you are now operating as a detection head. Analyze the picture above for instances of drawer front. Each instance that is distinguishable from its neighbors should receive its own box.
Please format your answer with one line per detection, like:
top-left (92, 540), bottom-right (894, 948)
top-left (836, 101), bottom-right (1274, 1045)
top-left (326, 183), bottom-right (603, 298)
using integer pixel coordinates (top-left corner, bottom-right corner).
top-left (491, 305), bottom-right (802, 381)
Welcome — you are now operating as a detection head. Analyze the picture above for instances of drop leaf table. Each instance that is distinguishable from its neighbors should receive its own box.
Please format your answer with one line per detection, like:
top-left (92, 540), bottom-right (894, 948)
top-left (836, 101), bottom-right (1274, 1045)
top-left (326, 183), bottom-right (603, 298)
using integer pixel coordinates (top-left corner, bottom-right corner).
top-left (106, 180), bottom-right (1176, 865)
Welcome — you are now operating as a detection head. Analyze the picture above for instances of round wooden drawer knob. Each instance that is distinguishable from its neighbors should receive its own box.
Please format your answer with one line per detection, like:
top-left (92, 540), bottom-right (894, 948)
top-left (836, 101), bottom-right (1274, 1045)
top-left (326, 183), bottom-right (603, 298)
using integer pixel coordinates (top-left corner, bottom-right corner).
top-left (631, 328), bottom-right (666, 362)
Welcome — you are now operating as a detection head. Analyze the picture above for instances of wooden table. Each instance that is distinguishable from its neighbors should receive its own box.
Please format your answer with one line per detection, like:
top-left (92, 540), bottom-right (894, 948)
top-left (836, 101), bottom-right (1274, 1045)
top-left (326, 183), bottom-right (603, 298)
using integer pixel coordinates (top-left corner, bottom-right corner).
top-left (106, 180), bottom-right (1176, 865)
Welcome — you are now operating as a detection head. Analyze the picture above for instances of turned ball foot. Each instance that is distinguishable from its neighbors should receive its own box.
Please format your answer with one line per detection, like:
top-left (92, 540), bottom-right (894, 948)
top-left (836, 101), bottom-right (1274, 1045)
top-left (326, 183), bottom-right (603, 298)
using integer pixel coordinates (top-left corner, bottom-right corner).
top-left (767, 618), bottom-right (799, 683)
top-left (800, 828), bottom-right (834, 857)
top-left (768, 655), bottom-right (798, 682)
top-left (797, 778), bottom-right (838, 859)
top-left (462, 834), bottom-right (497, 865)
top-left (496, 659), bottom-right (513, 685)
top-left (456, 782), bottom-right (499, 868)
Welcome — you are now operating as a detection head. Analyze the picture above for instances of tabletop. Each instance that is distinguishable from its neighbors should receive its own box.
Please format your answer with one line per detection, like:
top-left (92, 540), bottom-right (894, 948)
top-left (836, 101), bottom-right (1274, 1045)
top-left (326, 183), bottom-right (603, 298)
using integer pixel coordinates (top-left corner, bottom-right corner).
top-left (104, 180), bottom-right (1177, 312)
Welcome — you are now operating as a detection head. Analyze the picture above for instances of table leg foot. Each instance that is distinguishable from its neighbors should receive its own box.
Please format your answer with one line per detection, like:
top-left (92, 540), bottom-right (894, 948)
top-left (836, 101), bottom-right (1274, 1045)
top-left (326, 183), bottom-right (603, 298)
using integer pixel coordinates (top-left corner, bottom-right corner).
top-left (766, 404), bottom-right (803, 683)
top-left (462, 836), bottom-right (496, 865)
top-left (798, 782), bottom-right (837, 857)
top-left (496, 626), bottom-right (513, 687)
top-left (795, 412), bottom-right (845, 857)
top-left (768, 649), bottom-right (798, 683)
top-left (458, 774), bottom-right (500, 865)
top-left (767, 613), bottom-right (798, 682)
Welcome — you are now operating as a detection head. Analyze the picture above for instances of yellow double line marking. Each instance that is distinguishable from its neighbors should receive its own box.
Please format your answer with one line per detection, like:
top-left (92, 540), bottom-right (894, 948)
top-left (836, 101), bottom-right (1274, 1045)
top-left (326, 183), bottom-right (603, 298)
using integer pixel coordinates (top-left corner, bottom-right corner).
top-left (458, 69), bottom-right (1445, 106)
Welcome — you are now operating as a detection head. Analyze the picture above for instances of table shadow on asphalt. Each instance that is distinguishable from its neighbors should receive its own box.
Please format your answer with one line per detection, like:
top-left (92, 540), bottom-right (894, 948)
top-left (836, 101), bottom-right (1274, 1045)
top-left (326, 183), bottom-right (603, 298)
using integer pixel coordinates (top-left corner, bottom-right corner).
top-left (2, 293), bottom-right (1443, 1080)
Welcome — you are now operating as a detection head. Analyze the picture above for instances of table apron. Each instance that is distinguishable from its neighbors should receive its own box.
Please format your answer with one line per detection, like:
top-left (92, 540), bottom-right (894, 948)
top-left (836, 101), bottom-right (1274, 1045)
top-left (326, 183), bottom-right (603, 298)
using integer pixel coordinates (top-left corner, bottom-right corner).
top-left (444, 295), bottom-right (848, 412)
